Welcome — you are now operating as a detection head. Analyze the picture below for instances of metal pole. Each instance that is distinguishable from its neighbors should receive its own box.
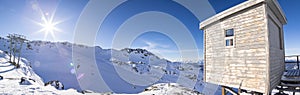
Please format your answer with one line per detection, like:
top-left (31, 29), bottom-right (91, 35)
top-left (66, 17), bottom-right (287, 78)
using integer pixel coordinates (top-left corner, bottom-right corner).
top-left (13, 42), bottom-right (17, 64)
top-left (9, 34), bottom-right (12, 62)
top-left (17, 39), bottom-right (24, 67)
top-left (297, 56), bottom-right (299, 70)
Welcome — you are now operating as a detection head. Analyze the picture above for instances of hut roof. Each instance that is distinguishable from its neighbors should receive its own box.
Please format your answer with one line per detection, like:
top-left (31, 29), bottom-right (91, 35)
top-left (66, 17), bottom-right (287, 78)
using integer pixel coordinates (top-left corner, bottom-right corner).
top-left (199, 0), bottom-right (287, 30)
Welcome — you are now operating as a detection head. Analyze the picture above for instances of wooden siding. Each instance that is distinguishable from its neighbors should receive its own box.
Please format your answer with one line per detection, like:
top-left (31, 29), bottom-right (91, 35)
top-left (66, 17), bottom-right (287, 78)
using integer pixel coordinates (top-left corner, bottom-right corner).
top-left (267, 4), bottom-right (285, 93)
top-left (204, 3), bottom-right (268, 93)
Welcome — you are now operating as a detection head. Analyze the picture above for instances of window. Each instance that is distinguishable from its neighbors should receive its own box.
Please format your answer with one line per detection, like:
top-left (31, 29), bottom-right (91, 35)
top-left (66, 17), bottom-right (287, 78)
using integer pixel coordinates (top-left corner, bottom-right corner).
top-left (226, 39), bottom-right (233, 46)
top-left (279, 28), bottom-right (283, 50)
top-left (225, 29), bottom-right (234, 37)
top-left (225, 29), bottom-right (234, 47)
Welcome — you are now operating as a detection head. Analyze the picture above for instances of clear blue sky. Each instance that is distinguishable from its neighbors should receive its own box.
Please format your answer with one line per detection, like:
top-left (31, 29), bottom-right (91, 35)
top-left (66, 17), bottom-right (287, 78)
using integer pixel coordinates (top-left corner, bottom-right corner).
top-left (0, 0), bottom-right (299, 61)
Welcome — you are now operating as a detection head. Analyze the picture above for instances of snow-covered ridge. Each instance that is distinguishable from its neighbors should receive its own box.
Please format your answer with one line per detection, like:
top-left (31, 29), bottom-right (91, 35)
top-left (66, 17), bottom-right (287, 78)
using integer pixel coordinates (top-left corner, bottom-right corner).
top-left (121, 48), bottom-right (154, 56)
top-left (0, 36), bottom-right (206, 94)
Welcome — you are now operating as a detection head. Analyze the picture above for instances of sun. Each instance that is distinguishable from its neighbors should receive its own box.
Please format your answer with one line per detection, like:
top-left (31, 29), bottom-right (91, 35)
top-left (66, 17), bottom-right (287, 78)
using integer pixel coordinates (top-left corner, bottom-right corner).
top-left (39, 17), bottom-right (59, 36)
top-left (35, 15), bottom-right (61, 40)
top-left (30, 11), bottom-right (62, 40)
top-left (29, 3), bottom-right (63, 40)
top-left (43, 21), bottom-right (55, 32)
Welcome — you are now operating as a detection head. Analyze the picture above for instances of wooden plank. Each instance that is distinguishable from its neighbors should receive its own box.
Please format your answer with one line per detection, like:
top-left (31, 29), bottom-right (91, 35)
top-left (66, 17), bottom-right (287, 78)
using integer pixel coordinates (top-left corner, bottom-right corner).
top-left (284, 70), bottom-right (300, 77)
top-left (222, 86), bottom-right (226, 95)
top-left (280, 83), bottom-right (300, 87)
top-left (276, 86), bottom-right (300, 92)
top-left (282, 76), bottom-right (300, 82)
top-left (285, 71), bottom-right (291, 77)
top-left (285, 55), bottom-right (300, 57)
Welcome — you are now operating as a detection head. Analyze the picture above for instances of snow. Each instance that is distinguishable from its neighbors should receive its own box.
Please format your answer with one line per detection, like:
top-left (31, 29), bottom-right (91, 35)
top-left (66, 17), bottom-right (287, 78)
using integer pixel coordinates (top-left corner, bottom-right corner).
top-left (0, 50), bottom-right (204, 94)
top-left (0, 38), bottom-right (207, 92)
top-left (0, 37), bottom-right (211, 94)
top-left (125, 83), bottom-right (202, 95)
top-left (1, 37), bottom-right (294, 95)
top-left (0, 50), bottom-right (81, 94)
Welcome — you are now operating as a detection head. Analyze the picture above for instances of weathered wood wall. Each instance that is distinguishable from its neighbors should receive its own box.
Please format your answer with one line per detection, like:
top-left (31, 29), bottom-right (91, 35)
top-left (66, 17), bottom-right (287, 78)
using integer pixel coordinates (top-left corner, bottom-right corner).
top-left (204, 3), bottom-right (269, 93)
top-left (266, 3), bottom-right (285, 93)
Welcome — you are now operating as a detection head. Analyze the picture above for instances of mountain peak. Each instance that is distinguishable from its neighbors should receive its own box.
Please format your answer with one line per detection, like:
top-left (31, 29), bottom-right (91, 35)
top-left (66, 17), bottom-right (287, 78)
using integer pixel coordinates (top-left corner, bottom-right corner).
top-left (121, 48), bottom-right (154, 55)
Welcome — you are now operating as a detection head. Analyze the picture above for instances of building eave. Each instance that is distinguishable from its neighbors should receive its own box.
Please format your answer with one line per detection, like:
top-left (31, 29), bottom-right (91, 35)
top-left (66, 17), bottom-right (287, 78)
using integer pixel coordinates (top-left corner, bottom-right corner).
top-left (266, 0), bottom-right (287, 25)
top-left (199, 0), bottom-right (287, 30)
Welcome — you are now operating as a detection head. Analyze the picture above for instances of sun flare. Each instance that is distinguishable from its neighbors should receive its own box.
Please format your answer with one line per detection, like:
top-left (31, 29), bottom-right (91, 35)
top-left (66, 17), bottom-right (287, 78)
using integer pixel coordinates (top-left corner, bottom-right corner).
top-left (30, 2), bottom-right (63, 40)
top-left (35, 15), bottom-right (61, 40)
top-left (43, 21), bottom-right (55, 32)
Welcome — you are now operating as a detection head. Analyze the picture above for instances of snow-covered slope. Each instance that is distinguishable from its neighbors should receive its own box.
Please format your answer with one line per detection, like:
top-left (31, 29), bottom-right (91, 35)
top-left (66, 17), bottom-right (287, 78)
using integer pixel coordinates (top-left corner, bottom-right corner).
top-left (136, 83), bottom-right (201, 95)
top-left (0, 50), bottom-right (81, 94)
top-left (0, 37), bottom-right (209, 94)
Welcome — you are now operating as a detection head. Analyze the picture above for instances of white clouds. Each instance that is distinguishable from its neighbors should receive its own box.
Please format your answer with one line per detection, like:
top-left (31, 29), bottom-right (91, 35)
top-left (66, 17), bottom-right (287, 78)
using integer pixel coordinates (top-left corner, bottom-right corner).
top-left (138, 40), bottom-right (169, 58)
top-left (285, 48), bottom-right (300, 55)
top-left (141, 40), bottom-right (169, 50)
top-left (286, 48), bottom-right (300, 51)
top-left (135, 40), bottom-right (202, 62)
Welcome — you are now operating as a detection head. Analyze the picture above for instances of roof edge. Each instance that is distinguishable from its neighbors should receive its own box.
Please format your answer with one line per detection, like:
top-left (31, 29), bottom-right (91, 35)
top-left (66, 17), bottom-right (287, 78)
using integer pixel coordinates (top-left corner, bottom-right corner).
top-left (267, 0), bottom-right (287, 25)
top-left (199, 0), bottom-right (286, 30)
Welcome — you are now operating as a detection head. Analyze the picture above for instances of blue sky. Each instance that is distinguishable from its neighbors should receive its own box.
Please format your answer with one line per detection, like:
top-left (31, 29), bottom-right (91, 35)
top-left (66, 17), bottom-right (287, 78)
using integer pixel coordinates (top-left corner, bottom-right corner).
top-left (0, 0), bottom-right (299, 61)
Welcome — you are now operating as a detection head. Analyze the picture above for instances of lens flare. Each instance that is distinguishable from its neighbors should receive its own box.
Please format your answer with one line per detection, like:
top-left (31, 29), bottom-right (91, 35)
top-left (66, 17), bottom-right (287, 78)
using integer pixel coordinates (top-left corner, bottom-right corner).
top-left (29, 2), bottom-right (63, 40)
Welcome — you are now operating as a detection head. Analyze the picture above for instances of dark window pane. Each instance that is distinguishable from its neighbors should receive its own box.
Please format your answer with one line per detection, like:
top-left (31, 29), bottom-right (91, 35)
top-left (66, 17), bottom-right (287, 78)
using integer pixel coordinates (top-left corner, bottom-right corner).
top-left (225, 29), bottom-right (234, 37)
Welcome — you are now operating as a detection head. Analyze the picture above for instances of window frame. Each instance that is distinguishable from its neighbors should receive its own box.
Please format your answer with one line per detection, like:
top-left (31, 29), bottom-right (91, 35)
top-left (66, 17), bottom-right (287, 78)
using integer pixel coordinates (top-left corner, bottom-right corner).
top-left (225, 29), bottom-right (235, 47)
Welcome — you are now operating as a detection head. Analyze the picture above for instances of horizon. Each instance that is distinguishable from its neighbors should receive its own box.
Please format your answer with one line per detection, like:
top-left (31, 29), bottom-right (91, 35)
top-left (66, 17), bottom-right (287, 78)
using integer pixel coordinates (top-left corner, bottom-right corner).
top-left (0, 0), bottom-right (299, 62)
top-left (0, 35), bottom-right (202, 63)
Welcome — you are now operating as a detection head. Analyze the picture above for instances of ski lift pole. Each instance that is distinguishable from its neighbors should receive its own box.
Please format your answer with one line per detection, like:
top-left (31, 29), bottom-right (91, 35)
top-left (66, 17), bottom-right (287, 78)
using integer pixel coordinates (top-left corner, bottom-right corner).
top-left (17, 38), bottom-right (25, 67)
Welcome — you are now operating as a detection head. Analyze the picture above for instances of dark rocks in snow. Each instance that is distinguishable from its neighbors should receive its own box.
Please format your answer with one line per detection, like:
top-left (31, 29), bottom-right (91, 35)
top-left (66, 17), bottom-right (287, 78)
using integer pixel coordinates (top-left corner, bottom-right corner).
top-left (177, 66), bottom-right (185, 71)
top-left (0, 75), bottom-right (3, 80)
top-left (26, 43), bottom-right (33, 50)
top-left (81, 90), bottom-right (94, 94)
top-left (20, 77), bottom-right (26, 83)
top-left (29, 78), bottom-right (36, 82)
top-left (45, 80), bottom-right (64, 90)
top-left (61, 42), bottom-right (69, 46)
top-left (3, 51), bottom-right (8, 54)
top-left (166, 60), bottom-right (171, 63)
top-left (19, 77), bottom-right (35, 85)
top-left (131, 62), bottom-right (151, 74)
top-left (133, 66), bottom-right (138, 72)
top-left (121, 48), bottom-right (154, 56)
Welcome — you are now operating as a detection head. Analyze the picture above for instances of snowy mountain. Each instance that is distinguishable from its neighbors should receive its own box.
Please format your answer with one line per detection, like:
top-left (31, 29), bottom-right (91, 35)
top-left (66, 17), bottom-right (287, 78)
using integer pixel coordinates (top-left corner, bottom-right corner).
top-left (0, 36), bottom-right (209, 94)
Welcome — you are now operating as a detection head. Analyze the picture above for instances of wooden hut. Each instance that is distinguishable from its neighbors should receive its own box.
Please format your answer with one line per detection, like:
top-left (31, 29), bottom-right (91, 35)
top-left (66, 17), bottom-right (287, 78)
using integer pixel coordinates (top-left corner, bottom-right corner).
top-left (199, 0), bottom-right (287, 94)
